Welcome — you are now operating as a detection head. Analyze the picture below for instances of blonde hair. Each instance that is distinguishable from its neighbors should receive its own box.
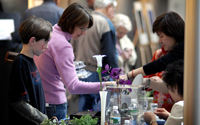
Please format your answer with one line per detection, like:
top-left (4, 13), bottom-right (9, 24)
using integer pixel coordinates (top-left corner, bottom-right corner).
top-left (94, 0), bottom-right (117, 8)
top-left (111, 13), bottom-right (132, 32)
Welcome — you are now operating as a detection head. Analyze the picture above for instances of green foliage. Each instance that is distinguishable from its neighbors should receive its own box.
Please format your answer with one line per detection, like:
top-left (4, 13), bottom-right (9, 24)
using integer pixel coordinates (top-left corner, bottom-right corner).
top-left (70, 114), bottom-right (98, 125)
top-left (41, 114), bottom-right (98, 125)
top-left (41, 118), bottom-right (60, 125)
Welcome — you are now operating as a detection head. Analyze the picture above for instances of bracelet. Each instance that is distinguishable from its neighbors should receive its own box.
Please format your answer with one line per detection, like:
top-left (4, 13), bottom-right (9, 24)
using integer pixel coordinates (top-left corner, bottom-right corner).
top-left (126, 73), bottom-right (129, 80)
top-left (150, 120), bottom-right (157, 125)
top-left (132, 70), bottom-right (134, 78)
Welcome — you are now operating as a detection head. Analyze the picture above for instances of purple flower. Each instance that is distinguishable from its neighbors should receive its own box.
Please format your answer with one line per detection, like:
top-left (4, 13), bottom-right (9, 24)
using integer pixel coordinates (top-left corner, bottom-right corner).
top-left (128, 88), bottom-right (132, 92)
top-left (118, 79), bottom-right (132, 85)
top-left (118, 79), bottom-right (126, 85)
top-left (109, 68), bottom-right (122, 79)
top-left (125, 80), bottom-right (132, 85)
top-left (102, 77), bottom-right (108, 82)
top-left (102, 64), bottom-right (111, 74)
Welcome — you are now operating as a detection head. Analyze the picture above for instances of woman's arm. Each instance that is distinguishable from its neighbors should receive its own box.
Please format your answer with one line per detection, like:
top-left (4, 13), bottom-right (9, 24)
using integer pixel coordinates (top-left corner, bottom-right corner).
top-left (120, 41), bottom-right (184, 80)
top-left (143, 41), bottom-right (184, 75)
top-left (120, 67), bottom-right (146, 80)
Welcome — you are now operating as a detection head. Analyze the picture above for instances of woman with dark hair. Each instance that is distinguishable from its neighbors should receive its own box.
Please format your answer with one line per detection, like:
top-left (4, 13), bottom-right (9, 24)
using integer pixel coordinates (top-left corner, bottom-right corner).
top-left (143, 60), bottom-right (184, 125)
top-left (34, 2), bottom-right (115, 120)
top-left (142, 11), bottom-right (185, 112)
top-left (120, 11), bottom-right (184, 79)
top-left (120, 11), bottom-right (184, 82)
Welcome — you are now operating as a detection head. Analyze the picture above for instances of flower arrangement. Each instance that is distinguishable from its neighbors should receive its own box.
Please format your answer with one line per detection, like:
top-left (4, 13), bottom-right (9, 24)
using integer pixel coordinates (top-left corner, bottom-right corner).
top-left (93, 55), bottom-right (132, 124)
top-left (102, 64), bottom-right (131, 86)
top-left (93, 55), bottom-right (131, 91)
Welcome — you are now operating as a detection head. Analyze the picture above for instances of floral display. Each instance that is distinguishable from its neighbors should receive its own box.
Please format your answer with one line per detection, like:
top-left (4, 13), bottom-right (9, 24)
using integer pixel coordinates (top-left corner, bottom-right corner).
top-left (102, 64), bottom-right (131, 86)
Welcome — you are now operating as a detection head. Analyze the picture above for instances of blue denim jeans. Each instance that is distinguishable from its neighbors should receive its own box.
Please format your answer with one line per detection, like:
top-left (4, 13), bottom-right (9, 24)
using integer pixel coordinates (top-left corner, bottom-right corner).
top-left (79, 71), bottom-right (111, 111)
top-left (46, 102), bottom-right (68, 120)
top-left (145, 121), bottom-right (165, 125)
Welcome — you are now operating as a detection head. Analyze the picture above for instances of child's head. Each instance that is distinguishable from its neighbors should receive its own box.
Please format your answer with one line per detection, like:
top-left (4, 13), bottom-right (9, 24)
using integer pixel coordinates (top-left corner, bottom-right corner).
top-left (162, 59), bottom-right (184, 101)
top-left (19, 15), bottom-right (52, 44)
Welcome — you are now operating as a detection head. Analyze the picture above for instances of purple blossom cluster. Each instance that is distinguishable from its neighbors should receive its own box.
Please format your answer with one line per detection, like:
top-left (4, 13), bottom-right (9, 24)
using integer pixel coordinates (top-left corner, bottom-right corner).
top-left (102, 64), bottom-right (131, 85)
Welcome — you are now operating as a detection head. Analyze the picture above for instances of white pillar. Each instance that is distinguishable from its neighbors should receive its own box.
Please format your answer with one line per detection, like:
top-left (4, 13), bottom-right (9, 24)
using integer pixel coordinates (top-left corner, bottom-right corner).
top-left (184, 0), bottom-right (200, 124)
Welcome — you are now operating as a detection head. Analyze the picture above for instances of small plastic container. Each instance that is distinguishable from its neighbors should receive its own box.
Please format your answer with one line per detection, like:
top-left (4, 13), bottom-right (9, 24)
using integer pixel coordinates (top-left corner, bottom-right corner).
top-left (124, 120), bottom-right (130, 125)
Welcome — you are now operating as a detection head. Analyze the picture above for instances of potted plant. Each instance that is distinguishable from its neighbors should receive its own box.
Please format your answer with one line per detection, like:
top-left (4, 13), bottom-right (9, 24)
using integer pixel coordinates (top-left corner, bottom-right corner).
top-left (41, 114), bottom-right (99, 125)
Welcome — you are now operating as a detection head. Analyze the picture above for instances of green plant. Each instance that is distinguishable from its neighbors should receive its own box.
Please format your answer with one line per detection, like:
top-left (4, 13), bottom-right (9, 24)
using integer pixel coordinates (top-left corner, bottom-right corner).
top-left (69, 114), bottom-right (99, 125)
top-left (41, 119), bottom-right (66, 125)
top-left (41, 114), bottom-right (98, 125)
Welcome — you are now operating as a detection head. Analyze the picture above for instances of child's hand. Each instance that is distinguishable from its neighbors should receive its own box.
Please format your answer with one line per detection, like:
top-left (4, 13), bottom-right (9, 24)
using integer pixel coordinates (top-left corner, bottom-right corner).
top-left (150, 76), bottom-right (163, 82)
top-left (144, 111), bottom-right (157, 124)
top-left (154, 108), bottom-right (170, 120)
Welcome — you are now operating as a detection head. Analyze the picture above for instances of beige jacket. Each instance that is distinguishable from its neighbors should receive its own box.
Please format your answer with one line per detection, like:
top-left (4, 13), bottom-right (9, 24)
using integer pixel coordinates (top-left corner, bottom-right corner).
top-left (165, 101), bottom-right (184, 125)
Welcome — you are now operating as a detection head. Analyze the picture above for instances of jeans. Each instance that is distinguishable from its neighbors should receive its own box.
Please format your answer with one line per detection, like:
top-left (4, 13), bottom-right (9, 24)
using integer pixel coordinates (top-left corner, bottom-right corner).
top-left (46, 102), bottom-right (68, 120)
top-left (79, 71), bottom-right (111, 111)
top-left (145, 121), bottom-right (165, 125)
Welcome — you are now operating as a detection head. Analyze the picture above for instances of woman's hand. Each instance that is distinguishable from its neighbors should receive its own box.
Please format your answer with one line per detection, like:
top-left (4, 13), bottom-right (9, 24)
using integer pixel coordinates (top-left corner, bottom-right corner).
top-left (144, 111), bottom-right (157, 124)
top-left (154, 108), bottom-right (170, 120)
top-left (104, 81), bottom-right (116, 86)
top-left (119, 74), bottom-right (128, 80)
top-left (121, 51), bottom-right (130, 61)
top-left (121, 48), bottom-right (133, 61)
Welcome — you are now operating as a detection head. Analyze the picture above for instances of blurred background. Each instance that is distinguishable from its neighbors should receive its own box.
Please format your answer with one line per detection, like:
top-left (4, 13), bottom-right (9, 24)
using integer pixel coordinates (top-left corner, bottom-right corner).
top-left (0, 0), bottom-right (186, 124)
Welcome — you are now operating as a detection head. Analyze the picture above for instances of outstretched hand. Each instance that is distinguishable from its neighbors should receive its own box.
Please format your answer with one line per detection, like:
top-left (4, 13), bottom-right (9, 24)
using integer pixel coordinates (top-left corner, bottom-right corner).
top-left (119, 74), bottom-right (128, 80)
top-left (104, 81), bottom-right (117, 86)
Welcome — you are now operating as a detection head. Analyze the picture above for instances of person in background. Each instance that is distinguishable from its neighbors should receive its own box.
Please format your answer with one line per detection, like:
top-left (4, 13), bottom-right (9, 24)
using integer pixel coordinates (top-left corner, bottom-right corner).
top-left (143, 59), bottom-right (184, 125)
top-left (86, 0), bottom-right (95, 10)
top-left (34, 2), bottom-right (115, 120)
top-left (8, 15), bottom-right (53, 125)
top-left (111, 13), bottom-right (137, 74)
top-left (21, 0), bottom-right (64, 25)
top-left (120, 11), bottom-right (184, 86)
top-left (11, 0), bottom-right (64, 49)
top-left (71, 0), bottom-right (118, 112)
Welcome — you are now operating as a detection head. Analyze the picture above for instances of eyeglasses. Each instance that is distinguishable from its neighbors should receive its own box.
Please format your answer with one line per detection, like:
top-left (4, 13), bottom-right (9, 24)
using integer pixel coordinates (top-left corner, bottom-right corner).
top-left (79, 27), bottom-right (89, 32)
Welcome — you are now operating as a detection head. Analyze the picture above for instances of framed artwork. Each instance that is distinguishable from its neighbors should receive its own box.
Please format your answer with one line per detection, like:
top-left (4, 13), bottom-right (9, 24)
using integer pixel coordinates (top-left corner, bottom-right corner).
top-left (145, 2), bottom-right (160, 55)
top-left (133, 1), bottom-right (152, 65)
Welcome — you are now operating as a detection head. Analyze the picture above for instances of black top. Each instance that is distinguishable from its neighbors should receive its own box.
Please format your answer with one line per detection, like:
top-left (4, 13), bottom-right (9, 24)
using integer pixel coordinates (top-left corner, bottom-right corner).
top-left (8, 54), bottom-right (46, 125)
top-left (143, 40), bottom-right (184, 75)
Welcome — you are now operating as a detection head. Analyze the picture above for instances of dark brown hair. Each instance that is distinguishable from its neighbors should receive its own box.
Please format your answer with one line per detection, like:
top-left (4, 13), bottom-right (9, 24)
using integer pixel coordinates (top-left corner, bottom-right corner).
top-left (19, 15), bottom-right (52, 44)
top-left (58, 2), bottom-right (93, 33)
top-left (162, 59), bottom-right (184, 97)
top-left (153, 11), bottom-right (185, 42)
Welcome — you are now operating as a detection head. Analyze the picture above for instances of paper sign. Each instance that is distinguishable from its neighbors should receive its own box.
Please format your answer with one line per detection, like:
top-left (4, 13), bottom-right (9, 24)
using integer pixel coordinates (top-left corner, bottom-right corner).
top-left (0, 19), bottom-right (15, 40)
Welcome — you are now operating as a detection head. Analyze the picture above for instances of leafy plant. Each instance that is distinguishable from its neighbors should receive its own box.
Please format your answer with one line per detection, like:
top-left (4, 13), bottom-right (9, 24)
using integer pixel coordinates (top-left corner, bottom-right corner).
top-left (69, 114), bottom-right (99, 125)
top-left (41, 114), bottom-right (98, 125)
top-left (41, 117), bottom-right (67, 125)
